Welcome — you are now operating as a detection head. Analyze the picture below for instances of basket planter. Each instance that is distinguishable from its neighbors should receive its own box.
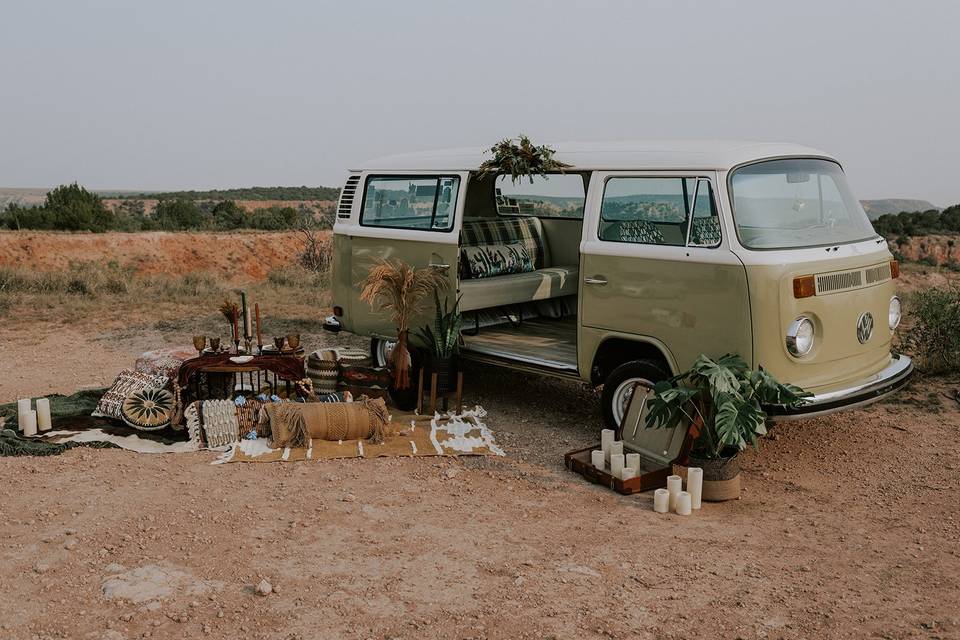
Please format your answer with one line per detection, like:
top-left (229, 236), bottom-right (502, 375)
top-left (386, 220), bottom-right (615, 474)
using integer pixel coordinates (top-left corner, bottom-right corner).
top-left (674, 447), bottom-right (742, 502)
top-left (424, 355), bottom-right (458, 396)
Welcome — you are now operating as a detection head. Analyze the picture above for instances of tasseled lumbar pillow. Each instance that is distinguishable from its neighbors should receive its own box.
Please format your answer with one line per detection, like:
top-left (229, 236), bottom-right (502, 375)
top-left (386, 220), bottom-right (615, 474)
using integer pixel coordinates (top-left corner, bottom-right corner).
top-left (266, 397), bottom-right (391, 448)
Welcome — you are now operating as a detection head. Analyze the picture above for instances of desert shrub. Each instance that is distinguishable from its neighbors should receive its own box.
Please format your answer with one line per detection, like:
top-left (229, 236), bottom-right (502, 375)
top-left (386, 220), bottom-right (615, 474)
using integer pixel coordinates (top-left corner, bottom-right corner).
top-left (904, 286), bottom-right (960, 373)
top-left (153, 198), bottom-right (205, 230)
top-left (1, 183), bottom-right (114, 232)
top-left (247, 206), bottom-right (300, 230)
top-left (297, 228), bottom-right (333, 274)
top-left (210, 200), bottom-right (247, 230)
top-left (918, 255), bottom-right (939, 267)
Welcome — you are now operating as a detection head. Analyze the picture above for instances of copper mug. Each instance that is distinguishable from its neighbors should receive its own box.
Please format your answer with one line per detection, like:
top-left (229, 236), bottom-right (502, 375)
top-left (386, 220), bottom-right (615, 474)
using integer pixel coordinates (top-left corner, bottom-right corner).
top-left (285, 334), bottom-right (301, 351)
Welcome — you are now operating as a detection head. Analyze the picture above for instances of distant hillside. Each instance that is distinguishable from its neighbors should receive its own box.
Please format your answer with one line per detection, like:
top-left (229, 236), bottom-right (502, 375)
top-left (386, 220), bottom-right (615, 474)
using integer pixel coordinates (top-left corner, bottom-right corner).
top-left (113, 186), bottom-right (341, 201)
top-left (861, 199), bottom-right (939, 220)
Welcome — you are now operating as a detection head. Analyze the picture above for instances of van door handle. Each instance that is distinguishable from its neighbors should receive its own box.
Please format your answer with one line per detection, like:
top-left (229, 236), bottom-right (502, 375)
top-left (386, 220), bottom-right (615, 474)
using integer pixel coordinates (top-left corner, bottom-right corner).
top-left (429, 262), bottom-right (451, 270)
top-left (584, 276), bottom-right (608, 285)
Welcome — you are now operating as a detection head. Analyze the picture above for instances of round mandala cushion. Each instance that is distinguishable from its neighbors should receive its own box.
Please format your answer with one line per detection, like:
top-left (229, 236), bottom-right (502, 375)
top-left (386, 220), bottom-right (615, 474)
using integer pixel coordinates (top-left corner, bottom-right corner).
top-left (121, 387), bottom-right (174, 431)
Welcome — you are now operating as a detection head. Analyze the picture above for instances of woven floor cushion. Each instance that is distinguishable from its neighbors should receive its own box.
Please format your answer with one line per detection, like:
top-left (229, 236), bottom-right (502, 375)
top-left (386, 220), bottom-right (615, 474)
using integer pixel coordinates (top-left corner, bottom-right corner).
top-left (121, 387), bottom-right (175, 431)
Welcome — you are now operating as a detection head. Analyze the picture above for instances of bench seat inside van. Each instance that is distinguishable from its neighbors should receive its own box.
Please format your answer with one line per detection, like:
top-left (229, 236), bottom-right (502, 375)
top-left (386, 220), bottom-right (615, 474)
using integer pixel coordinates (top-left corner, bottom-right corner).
top-left (458, 217), bottom-right (579, 312)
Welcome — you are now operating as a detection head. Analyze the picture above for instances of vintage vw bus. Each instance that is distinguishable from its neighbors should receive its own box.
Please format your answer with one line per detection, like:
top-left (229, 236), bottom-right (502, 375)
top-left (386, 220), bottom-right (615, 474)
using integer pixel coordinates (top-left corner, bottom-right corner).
top-left (325, 140), bottom-right (912, 428)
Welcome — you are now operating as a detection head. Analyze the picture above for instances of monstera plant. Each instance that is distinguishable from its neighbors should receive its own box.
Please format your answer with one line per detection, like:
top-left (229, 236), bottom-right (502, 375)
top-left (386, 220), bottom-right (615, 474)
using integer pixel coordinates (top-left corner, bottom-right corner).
top-left (645, 353), bottom-right (808, 459)
top-left (477, 134), bottom-right (571, 184)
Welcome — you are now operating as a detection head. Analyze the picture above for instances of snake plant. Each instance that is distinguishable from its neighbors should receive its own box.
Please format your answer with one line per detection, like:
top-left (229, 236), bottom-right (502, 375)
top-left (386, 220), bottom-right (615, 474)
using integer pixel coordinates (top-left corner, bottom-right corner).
top-left (416, 292), bottom-right (462, 360)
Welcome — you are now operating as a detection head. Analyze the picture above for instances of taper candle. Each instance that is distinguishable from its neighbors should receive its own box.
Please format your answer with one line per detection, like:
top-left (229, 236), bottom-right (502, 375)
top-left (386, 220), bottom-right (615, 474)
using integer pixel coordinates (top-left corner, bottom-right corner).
top-left (610, 453), bottom-right (625, 479)
top-left (255, 303), bottom-right (262, 348)
top-left (36, 398), bottom-right (51, 431)
top-left (675, 491), bottom-right (692, 515)
top-left (625, 452), bottom-right (641, 475)
top-left (240, 292), bottom-right (250, 337)
top-left (653, 488), bottom-right (670, 513)
top-left (600, 429), bottom-right (614, 462)
top-left (591, 449), bottom-right (605, 470)
top-left (21, 410), bottom-right (37, 437)
top-left (687, 467), bottom-right (704, 509)
top-left (666, 475), bottom-right (683, 511)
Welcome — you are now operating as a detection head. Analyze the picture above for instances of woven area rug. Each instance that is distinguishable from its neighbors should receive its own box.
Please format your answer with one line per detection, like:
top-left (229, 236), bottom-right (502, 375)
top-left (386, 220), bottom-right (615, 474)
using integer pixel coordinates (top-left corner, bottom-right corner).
top-left (215, 406), bottom-right (504, 464)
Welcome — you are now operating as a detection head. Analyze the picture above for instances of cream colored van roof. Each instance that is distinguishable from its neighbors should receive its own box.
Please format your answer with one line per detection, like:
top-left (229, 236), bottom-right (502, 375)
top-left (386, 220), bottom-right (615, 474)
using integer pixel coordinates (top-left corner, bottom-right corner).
top-left (358, 140), bottom-right (835, 172)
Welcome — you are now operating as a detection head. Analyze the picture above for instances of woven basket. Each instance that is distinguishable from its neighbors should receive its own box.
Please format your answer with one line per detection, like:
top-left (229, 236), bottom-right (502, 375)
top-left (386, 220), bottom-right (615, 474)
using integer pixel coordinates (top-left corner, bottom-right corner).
top-left (306, 349), bottom-right (339, 394)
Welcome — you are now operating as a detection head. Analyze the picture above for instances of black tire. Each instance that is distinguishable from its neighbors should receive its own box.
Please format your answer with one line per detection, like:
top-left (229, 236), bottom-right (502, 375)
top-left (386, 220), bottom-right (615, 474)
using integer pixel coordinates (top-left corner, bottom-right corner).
top-left (370, 337), bottom-right (394, 367)
top-left (600, 359), bottom-right (670, 431)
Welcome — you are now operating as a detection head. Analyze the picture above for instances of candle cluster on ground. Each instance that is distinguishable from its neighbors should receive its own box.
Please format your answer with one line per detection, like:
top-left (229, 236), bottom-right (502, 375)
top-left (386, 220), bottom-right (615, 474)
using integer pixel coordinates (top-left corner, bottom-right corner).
top-left (592, 429), bottom-right (642, 479)
top-left (656, 471), bottom-right (702, 516)
top-left (16, 397), bottom-right (51, 437)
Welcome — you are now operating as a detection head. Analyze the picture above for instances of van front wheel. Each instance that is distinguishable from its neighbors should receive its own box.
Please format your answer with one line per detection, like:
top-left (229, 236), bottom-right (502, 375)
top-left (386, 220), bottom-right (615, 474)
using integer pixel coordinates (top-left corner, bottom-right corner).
top-left (601, 359), bottom-right (669, 431)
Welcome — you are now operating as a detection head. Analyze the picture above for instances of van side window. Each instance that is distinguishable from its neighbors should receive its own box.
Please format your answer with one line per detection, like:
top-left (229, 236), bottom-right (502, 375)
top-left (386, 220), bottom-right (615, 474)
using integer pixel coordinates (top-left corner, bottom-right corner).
top-left (599, 177), bottom-right (720, 247)
top-left (361, 176), bottom-right (460, 231)
top-left (495, 174), bottom-right (585, 219)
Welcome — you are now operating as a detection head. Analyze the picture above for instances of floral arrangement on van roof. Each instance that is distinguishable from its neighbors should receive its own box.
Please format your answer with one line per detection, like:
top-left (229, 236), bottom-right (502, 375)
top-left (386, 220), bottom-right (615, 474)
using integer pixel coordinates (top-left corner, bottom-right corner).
top-left (477, 135), bottom-right (572, 184)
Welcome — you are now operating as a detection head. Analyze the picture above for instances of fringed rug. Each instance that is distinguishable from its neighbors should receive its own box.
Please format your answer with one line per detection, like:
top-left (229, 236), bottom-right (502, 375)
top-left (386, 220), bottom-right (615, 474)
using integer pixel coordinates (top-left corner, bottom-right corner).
top-left (215, 406), bottom-right (504, 464)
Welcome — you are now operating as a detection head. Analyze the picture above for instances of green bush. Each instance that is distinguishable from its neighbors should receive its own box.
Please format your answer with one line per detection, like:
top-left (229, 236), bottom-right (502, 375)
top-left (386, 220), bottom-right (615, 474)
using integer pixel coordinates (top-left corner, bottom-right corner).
top-left (904, 286), bottom-right (960, 374)
top-left (1, 183), bottom-right (114, 232)
top-left (918, 255), bottom-right (939, 267)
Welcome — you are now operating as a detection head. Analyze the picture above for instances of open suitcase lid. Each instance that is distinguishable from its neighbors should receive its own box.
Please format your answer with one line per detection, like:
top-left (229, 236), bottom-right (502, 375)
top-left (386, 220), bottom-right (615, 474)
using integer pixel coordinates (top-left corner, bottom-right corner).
top-left (619, 382), bottom-right (688, 467)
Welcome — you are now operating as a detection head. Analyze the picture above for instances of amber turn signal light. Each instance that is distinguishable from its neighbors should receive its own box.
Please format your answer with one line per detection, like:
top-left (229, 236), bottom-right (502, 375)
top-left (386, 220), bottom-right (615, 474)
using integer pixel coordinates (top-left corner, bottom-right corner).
top-left (793, 275), bottom-right (816, 299)
top-left (890, 260), bottom-right (900, 279)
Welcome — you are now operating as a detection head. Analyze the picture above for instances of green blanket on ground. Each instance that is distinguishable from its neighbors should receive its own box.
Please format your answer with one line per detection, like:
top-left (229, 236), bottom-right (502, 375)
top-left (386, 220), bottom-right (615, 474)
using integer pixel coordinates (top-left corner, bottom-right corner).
top-left (0, 389), bottom-right (118, 456)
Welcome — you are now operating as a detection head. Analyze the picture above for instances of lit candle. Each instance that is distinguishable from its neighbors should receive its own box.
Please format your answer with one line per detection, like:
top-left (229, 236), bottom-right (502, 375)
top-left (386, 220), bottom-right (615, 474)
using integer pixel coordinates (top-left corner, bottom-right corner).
top-left (676, 491), bottom-right (692, 515)
top-left (591, 449), bottom-right (605, 470)
top-left (600, 429), bottom-right (614, 462)
top-left (666, 475), bottom-right (683, 511)
top-left (621, 467), bottom-right (636, 481)
top-left (687, 467), bottom-right (704, 509)
top-left (21, 410), bottom-right (37, 437)
top-left (625, 452), bottom-right (641, 475)
top-left (610, 453), bottom-right (625, 479)
top-left (17, 398), bottom-right (31, 424)
top-left (36, 398), bottom-right (51, 431)
top-left (653, 488), bottom-right (670, 513)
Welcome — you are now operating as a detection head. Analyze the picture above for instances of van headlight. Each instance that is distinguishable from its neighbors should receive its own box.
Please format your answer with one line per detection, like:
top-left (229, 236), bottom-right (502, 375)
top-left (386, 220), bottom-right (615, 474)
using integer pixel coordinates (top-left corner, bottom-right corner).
top-left (786, 316), bottom-right (815, 357)
top-left (889, 296), bottom-right (902, 330)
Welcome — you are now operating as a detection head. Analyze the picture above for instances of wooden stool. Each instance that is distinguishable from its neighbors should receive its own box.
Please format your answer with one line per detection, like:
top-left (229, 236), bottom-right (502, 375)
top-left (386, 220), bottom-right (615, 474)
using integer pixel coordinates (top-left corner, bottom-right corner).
top-left (416, 369), bottom-right (463, 415)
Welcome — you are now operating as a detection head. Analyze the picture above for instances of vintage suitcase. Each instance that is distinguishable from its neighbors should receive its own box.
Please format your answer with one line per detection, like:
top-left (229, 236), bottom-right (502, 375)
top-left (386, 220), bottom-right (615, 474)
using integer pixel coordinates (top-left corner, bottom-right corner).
top-left (565, 381), bottom-right (696, 495)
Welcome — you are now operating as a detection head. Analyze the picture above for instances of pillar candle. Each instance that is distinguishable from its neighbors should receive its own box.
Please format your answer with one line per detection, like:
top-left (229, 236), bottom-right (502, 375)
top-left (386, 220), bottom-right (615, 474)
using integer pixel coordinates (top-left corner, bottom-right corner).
top-left (17, 398), bottom-right (31, 423)
top-left (666, 475), bottom-right (683, 511)
top-left (600, 429), bottom-right (615, 462)
top-left (625, 452), bottom-right (641, 474)
top-left (591, 449), bottom-right (605, 470)
top-left (610, 441), bottom-right (623, 460)
top-left (653, 488), bottom-right (670, 513)
top-left (610, 453), bottom-right (625, 479)
top-left (36, 398), bottom-right (52, 431)
top-left (687, 467), bottom-right (704, 509)
top-left (676, 491), bottom-right (692, 515)
top-left (21, 410), bottom-right (37, 437)
top-left (621, 467), bottom-right (636, 482)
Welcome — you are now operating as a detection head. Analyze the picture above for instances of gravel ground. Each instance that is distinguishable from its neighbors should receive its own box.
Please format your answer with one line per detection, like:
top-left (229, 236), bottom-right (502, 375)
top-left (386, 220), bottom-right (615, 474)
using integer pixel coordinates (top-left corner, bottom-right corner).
top-left (1, 324), bottom-right (958, 640)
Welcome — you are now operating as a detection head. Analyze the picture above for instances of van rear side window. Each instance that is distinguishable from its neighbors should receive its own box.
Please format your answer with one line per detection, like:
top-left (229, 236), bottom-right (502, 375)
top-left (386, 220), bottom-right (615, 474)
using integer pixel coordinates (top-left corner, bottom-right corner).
top-left (495, 174), bottom-right (585, 219)
top-left (361, 176), bottom-right (459, 231)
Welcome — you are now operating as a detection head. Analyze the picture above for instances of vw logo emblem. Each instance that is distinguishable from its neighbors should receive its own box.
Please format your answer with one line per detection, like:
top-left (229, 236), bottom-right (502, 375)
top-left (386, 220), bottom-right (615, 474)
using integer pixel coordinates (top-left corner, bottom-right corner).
top-left (856, 312), bottom-right (874, 344)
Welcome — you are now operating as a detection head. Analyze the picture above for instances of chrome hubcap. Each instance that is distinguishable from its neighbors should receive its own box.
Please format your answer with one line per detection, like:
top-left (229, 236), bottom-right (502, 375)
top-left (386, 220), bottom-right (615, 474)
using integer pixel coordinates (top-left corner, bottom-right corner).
top-left (374, 339), bottom-right (396, 367)
top-left (611, 377), bottom-right (653, 428)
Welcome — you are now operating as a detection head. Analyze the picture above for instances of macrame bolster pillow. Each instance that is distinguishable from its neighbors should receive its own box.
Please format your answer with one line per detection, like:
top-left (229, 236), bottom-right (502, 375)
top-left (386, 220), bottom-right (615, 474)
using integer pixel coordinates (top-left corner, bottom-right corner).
top-left (266, 398), bottom-right (390, 448)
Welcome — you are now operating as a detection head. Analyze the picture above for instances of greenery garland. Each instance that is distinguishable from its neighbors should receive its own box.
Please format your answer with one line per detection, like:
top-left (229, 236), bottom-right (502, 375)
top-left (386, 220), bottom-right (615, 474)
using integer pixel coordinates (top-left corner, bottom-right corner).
top-left (477, 135), bottom-right (572, 184)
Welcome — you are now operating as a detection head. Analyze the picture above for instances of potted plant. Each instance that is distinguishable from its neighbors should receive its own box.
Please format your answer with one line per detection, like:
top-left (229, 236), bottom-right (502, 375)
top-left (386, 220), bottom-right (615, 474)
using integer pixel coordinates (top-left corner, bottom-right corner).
top-left (644, 353), bottom-right (808, 501)
top-left (477, 134), bottom-right (572, 184)
top-left (359, 259), bottom-right (448, 406)
top-left (416, 293), bottom-right (463, 395)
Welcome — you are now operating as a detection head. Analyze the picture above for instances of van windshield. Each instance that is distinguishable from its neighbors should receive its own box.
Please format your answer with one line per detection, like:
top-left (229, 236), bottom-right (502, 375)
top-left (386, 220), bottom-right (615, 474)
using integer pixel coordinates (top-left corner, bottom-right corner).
top-left (729, 158), bottom-right (877, 249)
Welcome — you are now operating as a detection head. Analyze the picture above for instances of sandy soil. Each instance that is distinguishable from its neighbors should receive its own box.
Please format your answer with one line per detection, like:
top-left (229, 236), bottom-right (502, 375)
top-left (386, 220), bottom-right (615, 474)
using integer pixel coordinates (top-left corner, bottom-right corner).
top-left (0, 231), bottom-right (320, 282)
top-left (1, 318), bottom-right (958, 640)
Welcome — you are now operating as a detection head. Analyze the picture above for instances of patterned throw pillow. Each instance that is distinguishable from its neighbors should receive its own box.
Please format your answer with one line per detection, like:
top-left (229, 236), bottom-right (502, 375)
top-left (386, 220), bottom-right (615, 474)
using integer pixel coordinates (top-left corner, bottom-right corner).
top-left (460, 242), bottom-right (533, 279)
top-left (121, 387), bottom-right (175, 431)
top-left (618, 219), bottom-right (665, 245)
top-left (689, 216), bottom-right (722, 246)
top-left (93, 370), bottom-right (170, 420)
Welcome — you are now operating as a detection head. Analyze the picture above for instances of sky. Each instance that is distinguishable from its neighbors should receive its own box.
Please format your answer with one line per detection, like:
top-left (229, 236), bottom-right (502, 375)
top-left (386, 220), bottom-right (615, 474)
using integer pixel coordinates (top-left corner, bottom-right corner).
top-left (1, 0), bottom-right (958, 205)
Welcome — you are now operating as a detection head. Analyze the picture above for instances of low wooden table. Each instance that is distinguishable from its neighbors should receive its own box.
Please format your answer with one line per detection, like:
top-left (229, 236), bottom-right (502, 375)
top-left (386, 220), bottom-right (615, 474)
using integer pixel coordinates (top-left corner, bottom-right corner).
top-left (177, 353), bottom-right (306, 401)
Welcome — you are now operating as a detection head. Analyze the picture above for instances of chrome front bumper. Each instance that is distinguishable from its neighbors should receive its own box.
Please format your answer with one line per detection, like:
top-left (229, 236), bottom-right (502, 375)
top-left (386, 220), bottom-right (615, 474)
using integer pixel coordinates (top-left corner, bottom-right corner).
top-left (767, 353), bottom-right (914, 421)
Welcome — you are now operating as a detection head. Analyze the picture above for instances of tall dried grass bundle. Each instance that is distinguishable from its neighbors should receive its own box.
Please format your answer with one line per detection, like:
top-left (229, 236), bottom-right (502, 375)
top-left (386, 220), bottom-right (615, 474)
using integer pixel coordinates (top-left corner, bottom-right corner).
top-left (359, 259), bottom-right (448, 389)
